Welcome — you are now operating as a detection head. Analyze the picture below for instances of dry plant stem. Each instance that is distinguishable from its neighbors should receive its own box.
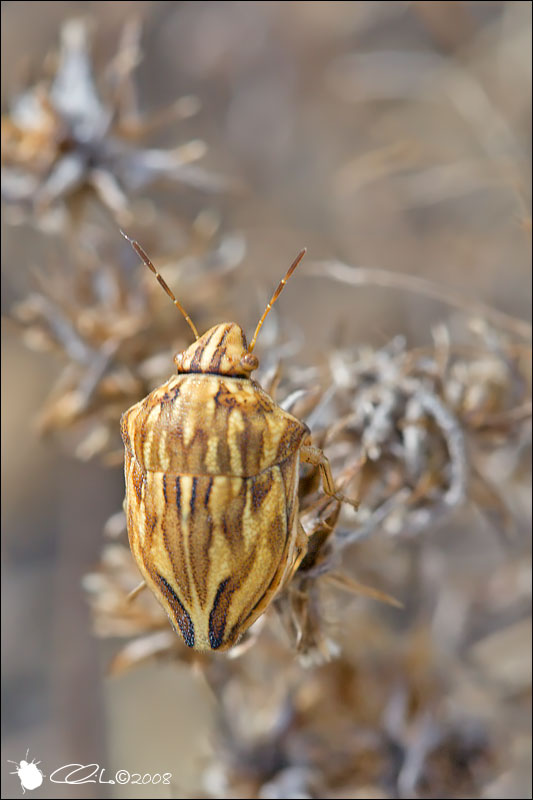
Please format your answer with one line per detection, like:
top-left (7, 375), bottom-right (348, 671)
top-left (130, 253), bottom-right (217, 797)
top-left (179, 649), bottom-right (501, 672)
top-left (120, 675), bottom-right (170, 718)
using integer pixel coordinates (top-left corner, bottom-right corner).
top-left (410, 384), bottom-right (468, 508)
top-left (337, 488), bottom-right (412, 546)
top-left (127, 581), bottom-right (147, 603)
top-left (309, 261), bottom-right (532, 340)
top-left (472, 400), bottom-right (532, 428)
top-left (324, 571), bottom-right (403, 608)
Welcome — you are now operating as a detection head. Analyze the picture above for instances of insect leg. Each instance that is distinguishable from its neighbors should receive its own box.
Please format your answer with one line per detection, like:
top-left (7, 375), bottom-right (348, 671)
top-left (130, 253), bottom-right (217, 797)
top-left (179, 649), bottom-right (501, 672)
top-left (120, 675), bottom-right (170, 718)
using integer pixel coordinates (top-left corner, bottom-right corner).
top-left (293, 522), bottom-right (309, 573)
top-left (300, 445), bottom-right (359, 509)
top-left (279, 521), bottom-right (308, 590)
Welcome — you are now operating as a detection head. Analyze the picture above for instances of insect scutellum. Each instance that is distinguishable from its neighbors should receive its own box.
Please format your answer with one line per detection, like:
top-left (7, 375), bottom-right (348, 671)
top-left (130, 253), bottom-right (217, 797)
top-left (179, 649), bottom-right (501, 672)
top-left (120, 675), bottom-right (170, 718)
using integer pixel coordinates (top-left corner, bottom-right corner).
top-left (121, 231), bottom-right (306, 377)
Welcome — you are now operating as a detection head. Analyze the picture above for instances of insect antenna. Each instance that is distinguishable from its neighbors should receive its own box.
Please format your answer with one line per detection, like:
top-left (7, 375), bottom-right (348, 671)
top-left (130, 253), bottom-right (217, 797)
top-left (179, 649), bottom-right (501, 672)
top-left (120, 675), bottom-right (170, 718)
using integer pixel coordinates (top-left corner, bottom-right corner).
top-left (248, 248), bottom-right (307, 353)
top-left (120, 231), bottom-right (199, 340)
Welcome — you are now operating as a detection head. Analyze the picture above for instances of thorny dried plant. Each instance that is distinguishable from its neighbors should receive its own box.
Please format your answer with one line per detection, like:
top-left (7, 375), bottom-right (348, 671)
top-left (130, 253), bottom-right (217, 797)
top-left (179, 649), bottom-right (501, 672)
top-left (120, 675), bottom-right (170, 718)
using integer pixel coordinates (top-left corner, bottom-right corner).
top-left (197, 632), bottom-right (499, 800)
top-left (9, 216), bottom-right (245, 463)
top-left (1, 18), bottom-right (227, 232)
top-left (77, 261), bottom-right (530, 798)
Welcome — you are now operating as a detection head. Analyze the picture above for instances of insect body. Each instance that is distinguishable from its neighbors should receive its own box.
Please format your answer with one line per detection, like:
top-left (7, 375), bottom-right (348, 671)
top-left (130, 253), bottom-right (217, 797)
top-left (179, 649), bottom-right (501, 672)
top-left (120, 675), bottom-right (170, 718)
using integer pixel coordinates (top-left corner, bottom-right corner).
top-left (8, 751), bottom-right (44, 794)
top-left (121, 236), bottom-right (355, 652)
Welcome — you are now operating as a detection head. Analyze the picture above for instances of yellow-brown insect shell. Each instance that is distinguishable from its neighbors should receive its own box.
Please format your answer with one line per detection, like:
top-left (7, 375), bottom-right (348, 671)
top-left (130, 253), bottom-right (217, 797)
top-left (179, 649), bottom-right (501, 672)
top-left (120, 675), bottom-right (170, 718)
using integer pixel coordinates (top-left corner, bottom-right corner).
top-left (174, 323), bottom-right (259, 377)
top-left (121, 321), bottom-right (310, 652)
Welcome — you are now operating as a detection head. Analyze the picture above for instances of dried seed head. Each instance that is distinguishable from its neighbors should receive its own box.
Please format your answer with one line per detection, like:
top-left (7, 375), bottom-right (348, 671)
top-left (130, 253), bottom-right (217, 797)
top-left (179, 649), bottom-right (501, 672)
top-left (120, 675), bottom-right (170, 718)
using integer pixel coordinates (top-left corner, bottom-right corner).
top-left (1, 18), bottom-right (225, 230)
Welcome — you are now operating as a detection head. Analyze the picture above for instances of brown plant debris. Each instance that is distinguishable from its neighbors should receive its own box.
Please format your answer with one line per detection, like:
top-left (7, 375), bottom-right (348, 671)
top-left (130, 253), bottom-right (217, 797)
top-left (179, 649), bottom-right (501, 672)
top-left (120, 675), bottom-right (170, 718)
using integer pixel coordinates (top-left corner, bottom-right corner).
top-left (9, 221), bottom-right (245, 461)
top-left (1, 18), bottom-right (227, 231)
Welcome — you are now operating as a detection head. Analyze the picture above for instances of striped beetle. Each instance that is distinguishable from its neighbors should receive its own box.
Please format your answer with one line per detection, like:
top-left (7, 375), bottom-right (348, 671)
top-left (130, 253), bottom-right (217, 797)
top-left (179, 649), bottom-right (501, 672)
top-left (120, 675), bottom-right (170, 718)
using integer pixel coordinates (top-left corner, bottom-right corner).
top-left (120, 234), bottom-right (356, 652)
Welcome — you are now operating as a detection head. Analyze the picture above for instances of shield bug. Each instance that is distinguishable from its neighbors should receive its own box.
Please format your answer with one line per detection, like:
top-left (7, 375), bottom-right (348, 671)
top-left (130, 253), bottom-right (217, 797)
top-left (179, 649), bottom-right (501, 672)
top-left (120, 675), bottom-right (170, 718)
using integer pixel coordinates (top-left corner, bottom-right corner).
top-left (120, 233), bottom-right (357, 652)
top-left (8, 750), bottom-right (44, 794)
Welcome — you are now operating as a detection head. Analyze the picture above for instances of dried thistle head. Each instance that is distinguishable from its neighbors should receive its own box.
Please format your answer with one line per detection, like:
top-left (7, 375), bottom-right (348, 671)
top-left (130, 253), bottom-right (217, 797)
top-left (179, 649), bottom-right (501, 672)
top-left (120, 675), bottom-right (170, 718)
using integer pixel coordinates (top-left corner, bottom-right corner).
top-left (10, 219), bottom-right (245, 462)
top-left (1, 18), bottom-right (227, 231)
top-left (200, 625), bottom-right (497, 799)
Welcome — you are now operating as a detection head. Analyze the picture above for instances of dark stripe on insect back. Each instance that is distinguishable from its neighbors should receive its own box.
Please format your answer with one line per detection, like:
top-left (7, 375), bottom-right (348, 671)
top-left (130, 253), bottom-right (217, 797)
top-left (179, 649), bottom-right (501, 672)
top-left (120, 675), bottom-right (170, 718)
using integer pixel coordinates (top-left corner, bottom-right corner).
top-left (224, 524), bottom-right (287, 648)
top-left (209, 577), bottom-right (233, 649)
top-left (221, 499), bottom-right (246, 551)
top-left (190, 327), bottom-right (218, 371)
top-left (213, 383), bottom-right (239, 410)
top-left (134, 395), bottom-right (153, 468)
top-left (154, 573), bottom-right (195, 648)
top-left (162, 474), bottom-right (168, 504)
top-left (279, 456), bottom-right (299, 533)
top-left (175, 477), bottom-right (181, 515)
top-left (190, 477), bottom-right (197, 516)
top-left (251, 470), bottom-right (274, 512)
top-left (209, 325), bottom-right (231, 371)
top-left (131, 458), bottom-right (144, 503)
top-left (144, 510), bottom-right (158, 549)
top-left (208, 539), bottom-right (261, 649)
top-left (204, 478), bottom-right (213, 509)
top-left (160, 478), bottom-right (191, 605)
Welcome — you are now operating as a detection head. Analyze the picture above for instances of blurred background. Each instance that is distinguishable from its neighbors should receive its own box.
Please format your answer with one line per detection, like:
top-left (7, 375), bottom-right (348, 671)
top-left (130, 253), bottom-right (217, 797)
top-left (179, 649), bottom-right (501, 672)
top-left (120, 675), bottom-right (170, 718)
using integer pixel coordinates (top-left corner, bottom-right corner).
top-left (2, 2), bottom-right (531, 798)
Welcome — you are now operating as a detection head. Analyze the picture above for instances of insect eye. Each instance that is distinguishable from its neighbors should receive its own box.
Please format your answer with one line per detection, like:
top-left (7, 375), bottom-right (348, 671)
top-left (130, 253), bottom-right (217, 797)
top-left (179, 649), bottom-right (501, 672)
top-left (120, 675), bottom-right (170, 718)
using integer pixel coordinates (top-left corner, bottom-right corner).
top-left (240, 353), bottom-right (259, 372)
